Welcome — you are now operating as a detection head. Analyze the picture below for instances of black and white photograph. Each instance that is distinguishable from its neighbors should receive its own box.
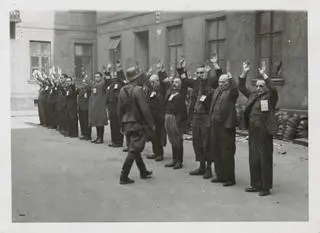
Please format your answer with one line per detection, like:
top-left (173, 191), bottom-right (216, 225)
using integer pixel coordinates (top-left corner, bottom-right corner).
top-left (2, 0), bottom-right (319, 231)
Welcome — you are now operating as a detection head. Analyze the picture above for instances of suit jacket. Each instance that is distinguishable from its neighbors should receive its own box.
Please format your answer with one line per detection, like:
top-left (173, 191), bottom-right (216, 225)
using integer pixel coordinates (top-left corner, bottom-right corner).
top-left (238, 76), bottom-right (278, 135)
top-left (77, 84), bottom-right (91, 111)
top-left (65, 84), bottom-right (78, 111)
top-left (164, 91), bottom-right (188, 130)
top-left (209, 77), bottom-right (239, 129)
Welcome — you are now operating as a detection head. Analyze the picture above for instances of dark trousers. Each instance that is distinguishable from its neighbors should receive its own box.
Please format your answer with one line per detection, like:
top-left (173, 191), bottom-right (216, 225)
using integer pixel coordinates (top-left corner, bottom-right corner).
top-left (209, 120), bottom-right (236, 182)
top-left (165, 114), bottom-right (184, 163)
top-left (47, 102), bottom-right (57, 128)
top-left (248, 123), bottom-right (273, 190)
top-left (66, 109), bottom-right (78, 137)
top-left (38, 102), bottom-right (44, 125)
top-left (151, 121), bottom-right (164, 157)
top-left (192, 124), bottom-right (210, 162)
top-left (95, 126), bottom-right (105, 140)
top-left (79, 109), bottom-right (91, 138)
top-left (109, 106), bottom-right (123, 145)
top-left (121, 130), bottom-right (147, 177)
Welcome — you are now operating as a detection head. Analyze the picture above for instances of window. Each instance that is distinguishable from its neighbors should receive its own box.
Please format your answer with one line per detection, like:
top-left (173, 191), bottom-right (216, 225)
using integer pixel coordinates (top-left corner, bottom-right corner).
top-left (108, 36), bottom-right (121, 67)
top-left (30, 41), bottom-right (51, 79)
top-left (10, 22), bottom-right (16, 39)
top-left (167, 25), bottom-right (183, 69)
top-left (206, 18), bottom-right (226, 71)
top-left (74, 43), bottom-right (93, 82)
top-left (256, 11), bottom-right (284, 78)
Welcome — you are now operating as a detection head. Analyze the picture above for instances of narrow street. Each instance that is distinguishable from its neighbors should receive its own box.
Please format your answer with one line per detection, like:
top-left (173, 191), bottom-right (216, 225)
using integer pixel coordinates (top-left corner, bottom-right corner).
top-left (11, 115), bottom-right (308, 222)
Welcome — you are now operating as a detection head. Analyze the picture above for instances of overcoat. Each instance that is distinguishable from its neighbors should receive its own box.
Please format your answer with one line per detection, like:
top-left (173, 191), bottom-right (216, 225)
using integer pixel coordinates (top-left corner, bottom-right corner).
top-left (88, 79), bottom-right (108, 127)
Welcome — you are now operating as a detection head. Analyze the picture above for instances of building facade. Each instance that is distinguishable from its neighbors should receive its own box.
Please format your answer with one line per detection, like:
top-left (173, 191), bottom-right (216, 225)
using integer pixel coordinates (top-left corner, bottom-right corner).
top-left (11, 11), bottom-right (308, 112)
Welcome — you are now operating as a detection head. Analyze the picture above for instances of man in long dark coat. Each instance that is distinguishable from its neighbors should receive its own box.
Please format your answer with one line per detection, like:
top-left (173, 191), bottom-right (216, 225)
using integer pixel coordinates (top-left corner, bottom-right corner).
top-left (65, 77), bottom-right (78, 137)
top-left (118, 66), bottom-right (154, 184)
top-left (208, 59), bottom-right (239, 187)
top-left (238, 61), bottom-right (278, 196)
top-left (189, 64), bottom-right (221, 179)
top-left (145, 74), bottom-right (166, 162)
top-left (88, 72), bottom-right (109, 144)
top-left (106, 70), bottom-right (124, 147)
top-left (47, 80), bottom-right (58, 129)
top-left (77, 76), bottom-right (92, 140)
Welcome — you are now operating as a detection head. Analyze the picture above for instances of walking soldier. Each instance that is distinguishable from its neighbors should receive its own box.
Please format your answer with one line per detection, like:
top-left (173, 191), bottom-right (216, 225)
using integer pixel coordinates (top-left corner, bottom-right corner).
top-left (118, 66), bottom-right (154, 185)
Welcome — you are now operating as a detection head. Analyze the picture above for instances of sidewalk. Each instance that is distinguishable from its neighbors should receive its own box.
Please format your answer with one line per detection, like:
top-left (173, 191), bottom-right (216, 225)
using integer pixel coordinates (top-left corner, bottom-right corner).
top-left (11, 110), bottom-right (38, 117)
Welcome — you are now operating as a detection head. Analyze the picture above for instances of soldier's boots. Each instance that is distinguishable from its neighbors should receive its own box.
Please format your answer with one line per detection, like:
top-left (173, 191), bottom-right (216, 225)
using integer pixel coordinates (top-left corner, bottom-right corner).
top-left (140, 170), bottom-right (153, 179)
top-left (120, 176), bottom-right (135, 185)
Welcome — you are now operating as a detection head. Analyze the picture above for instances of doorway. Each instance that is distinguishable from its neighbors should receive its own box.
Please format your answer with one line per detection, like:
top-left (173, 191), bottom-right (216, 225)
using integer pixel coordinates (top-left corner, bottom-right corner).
top-left (135, 31), bottom-right (149, 71)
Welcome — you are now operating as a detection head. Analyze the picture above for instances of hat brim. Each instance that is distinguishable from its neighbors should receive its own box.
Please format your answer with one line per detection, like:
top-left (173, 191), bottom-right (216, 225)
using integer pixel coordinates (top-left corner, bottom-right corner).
top-left (127, 72), bottom-right (143, 82)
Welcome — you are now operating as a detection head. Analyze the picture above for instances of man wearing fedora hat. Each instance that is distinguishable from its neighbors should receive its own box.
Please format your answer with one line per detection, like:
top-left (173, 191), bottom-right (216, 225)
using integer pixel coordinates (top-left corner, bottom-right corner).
top-left (118, 66), bottom-right (155, 184)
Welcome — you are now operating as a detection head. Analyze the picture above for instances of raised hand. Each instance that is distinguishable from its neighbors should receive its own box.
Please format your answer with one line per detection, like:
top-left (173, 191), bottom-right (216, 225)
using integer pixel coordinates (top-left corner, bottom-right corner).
top-left (226, 61), bottom-right (232, 79)
top-left (240, 60), bottom-right (251, 79)
top-left (258, 61), bottom-right (269, 79)
top-left (210, 53), bottom-right (218, 64)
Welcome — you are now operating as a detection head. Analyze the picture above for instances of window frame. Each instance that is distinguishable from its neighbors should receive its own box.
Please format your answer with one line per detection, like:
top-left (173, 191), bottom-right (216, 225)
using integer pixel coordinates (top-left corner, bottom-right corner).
top-left (255, 11), bottom-right (285, 85)
top-left (166, 24), bottom-right (184, 71)
top-left (109, 36), bottom-right (121, 68)
top-left (29, 41), bottom-right (51, 81)
top-left (206, 17), bottom-right (227, 71)
top-left (74, 43), bottom-right (93, 83)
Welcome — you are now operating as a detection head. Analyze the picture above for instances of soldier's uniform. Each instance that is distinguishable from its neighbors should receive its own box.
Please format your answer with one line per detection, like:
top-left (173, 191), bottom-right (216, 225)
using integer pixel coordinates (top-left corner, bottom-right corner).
top-left (118, 67), bottom-right (154, 185)
top-left (77, 82), bottom-right (92, 140)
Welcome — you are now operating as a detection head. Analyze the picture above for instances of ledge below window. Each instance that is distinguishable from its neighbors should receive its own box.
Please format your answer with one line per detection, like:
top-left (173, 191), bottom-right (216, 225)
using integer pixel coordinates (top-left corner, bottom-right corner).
top-left (27, 79), bottom-right (37, 85)
top-left (251, 77), bottom-right (285, 86)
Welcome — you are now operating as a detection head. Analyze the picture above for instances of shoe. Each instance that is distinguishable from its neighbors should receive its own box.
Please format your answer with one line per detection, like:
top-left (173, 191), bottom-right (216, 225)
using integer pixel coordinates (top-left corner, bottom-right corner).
top-left (203, 167), bottom-right (213, 179)
top-left (108, 143), bottom-right (123, 148)
top-left (165, 161), bottom-right (176, 167)
top-left (173, 162), bottom-right (183, 169)
top-left (223, 181), bottom-right (236, 187)
top-left (140, 170), bottom-right (153, 179)
top-left (245, 187), bottom-right (261, 192)
top-left (85, 137), bottom-right (92, 141)
top-left (123, 147), bottom-right (129, 152)
top-left (259, 190), bottom-right (271, 196)
top-left (211, 178), bottom-right (224, 183)
top-left (94, 139), bottom-right (104, 144)
top-left (120, 177), bottom-right (135, 185)
top-left (155, 156), bottom-right (164, 162)
top-left (146, 154), bottom-right (157, 159)
top-left (189, 168), bottom-right (205, 176)
top-left (91, 138), bottom-right (98, 143)
top-left (80, 136), bottom-right (87, 140)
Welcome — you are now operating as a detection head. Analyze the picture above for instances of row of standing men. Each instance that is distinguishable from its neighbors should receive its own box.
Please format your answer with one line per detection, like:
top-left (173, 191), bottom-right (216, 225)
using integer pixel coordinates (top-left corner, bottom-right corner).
top-left (37, 57), bottom-right (278, 197)
top-left (117, 57), bottom-right (278, 198)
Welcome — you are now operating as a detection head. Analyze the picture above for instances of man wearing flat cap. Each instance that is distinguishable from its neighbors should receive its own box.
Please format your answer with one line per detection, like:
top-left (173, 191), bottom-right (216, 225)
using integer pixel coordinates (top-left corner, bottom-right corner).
top-left (118, 66), bottom-right (155, 184)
